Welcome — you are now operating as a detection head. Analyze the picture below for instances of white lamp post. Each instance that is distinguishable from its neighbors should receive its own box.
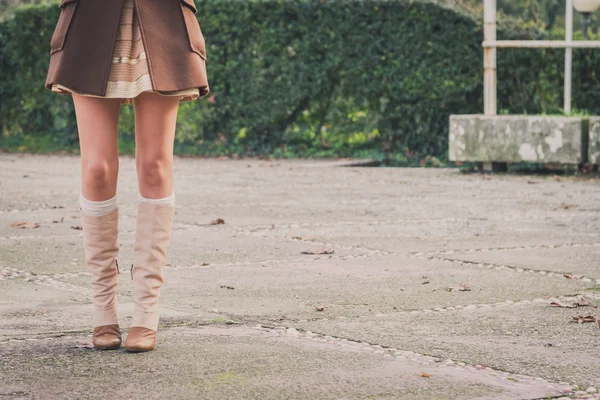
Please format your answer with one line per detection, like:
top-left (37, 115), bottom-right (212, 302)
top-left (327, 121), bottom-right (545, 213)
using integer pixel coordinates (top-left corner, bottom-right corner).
top-left (573, 0), bottom-right (600, 12)
top-left (573, 0), bottom-right (600, 37)
top-left (564, 0), bottom-right (599, 113)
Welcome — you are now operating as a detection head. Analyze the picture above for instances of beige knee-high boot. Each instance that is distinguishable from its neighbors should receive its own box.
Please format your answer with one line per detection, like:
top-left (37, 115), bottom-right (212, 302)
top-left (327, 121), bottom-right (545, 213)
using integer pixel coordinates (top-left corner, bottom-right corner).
top-left (125, 201), bottom-right (175, 352)
top-left (80, 207), bottom-right (122, 350)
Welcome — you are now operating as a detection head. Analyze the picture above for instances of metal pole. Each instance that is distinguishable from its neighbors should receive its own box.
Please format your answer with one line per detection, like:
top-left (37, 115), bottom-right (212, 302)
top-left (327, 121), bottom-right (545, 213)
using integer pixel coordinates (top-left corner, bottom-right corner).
top-left (483, 40), bottom-right (600, 48)
top-left (564, 0), bottom-right (573, 114)
top-left (483, 0), bottom-right (497, 115)
top-left (583, 12), bottom-right (591, 38)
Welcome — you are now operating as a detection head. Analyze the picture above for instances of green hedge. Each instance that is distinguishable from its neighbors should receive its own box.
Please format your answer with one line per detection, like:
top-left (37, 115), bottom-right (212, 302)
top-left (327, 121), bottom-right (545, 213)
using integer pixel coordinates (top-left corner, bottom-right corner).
top-left (1, 0), bottom-right (599, 163)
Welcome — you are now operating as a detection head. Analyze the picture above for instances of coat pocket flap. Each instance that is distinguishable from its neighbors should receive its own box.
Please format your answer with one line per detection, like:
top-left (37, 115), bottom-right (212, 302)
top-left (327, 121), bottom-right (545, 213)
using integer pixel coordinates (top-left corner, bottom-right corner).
top-left (59, 0), bottom-right (77, 7)
top-left (181, 0), bottom-right (198, 13)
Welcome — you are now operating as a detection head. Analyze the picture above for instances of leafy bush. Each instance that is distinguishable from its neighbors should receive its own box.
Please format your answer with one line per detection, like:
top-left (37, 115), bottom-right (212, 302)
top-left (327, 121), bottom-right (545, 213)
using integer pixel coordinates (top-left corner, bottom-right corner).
top-left (1, 0), bottom-right (598, 163)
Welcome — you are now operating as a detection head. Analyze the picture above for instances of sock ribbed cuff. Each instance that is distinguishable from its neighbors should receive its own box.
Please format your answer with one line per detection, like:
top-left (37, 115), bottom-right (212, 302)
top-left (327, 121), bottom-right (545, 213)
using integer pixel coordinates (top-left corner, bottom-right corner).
top-left (137, 192), bottom-right (175, 205)
top-left (79, 192), bottom-right (118, 216)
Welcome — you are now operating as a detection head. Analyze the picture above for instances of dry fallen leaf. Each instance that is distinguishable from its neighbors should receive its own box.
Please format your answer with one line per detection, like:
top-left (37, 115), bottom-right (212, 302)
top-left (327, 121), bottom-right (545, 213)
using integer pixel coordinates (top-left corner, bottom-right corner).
top-left (563, 273), bottom-right (583, 280)
top-left (75, 341), bottom-right (95, 349)
top-left (290, 235), bottom-right (316, 241)
top-left (447, 284), bottom-right (471, 292)
top-left (421, 373), bottom-right (431, 378)
top-left (552, 298), bottom-right (596, 309)
top-left (577, 298), bottom-right (594, 307)
top-left (572, 315), bottom-right (596, 324)
top-left (555, 203), bottom-right (578, 210)
top-left (551, 301), bottom-right (577, 308)
top-left (10, 221), bottom-right (40, 229)
top-left (301, 249), bottom-right (334, 255)
top-left (209, 218), bottom-right (225, 225)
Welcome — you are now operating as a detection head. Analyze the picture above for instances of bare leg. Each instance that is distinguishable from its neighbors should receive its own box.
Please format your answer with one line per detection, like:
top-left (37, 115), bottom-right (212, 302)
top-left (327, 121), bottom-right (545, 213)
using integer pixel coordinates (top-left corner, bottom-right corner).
top-left (72, 93), bottom-right (122, 200)
top-left (132, 91), bottom-right (180, 198)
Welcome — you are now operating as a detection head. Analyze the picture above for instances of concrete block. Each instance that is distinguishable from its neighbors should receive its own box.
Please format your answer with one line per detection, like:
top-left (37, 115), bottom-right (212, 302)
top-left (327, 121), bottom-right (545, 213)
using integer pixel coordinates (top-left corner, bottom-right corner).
top-left (449, 115), bottom-right (585, 164)
top-left (588, 117), bottom-right (600, 164)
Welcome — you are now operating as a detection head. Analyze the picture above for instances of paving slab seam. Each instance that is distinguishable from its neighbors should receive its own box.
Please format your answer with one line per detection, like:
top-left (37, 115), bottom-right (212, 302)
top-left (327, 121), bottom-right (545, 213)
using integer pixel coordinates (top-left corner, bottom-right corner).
top-left (0, 333), bottom-right (89, 345)
top-left (38, 257), bottom-right (350, 281)
top-left (0, 207), bottom-right (71, 215)
top-left (411, 255), bottom-right (600, 285)
top-left (0, 224), bottom-right (227, 241)
top-left (0, 319), bottom-right (233, 343)
top-left (0, 322), bottom-right (209, 345)
top-left (0, 330), bottom-right (90, 344)
top-left (205, 215), bottom-right (599, 231)
top-left (0, 318), bottom-right (244, 345)
top-left (222, 226), bottom-right (395, 259)
top-left (0, 229), bottom-right (140, 241)
top-left (207, 228), bottom-right (600, 279)
top-left (257, 324), bottom-right (580, 398)
top-left (117, 204), bottom-right (305, 219)
top-left (218, 227), bottom-right (600, 285)
top-left (2, 254), bottom-right (353, 294)
top-left (414, 241), bottom-right (600, 257)
top-left (0, 233), bottom-right (83, 241)
top-left (1, 266), bottom-right (90, 296)
top-left (286, 293), bottom-right (600, 322)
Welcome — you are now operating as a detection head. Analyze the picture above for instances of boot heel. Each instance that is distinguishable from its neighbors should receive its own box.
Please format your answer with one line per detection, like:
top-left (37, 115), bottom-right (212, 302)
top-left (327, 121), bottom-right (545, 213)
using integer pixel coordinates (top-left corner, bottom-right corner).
top-left (125, 327), bottom-right (156, 352)
top-left (93, 324), bottom-right (122, 350)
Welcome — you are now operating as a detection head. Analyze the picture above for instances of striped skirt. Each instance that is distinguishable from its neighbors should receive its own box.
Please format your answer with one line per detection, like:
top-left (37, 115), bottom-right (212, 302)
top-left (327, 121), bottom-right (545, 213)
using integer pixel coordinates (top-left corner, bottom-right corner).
top-left (51, 0), bottom-right (199, 104)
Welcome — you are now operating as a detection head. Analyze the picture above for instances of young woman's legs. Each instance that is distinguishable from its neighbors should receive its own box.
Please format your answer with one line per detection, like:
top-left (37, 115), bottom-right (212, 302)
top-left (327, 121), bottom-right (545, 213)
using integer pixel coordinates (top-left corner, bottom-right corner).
top-left (133, 91), bottom-right (179, 199)
top-left (73, 93), bottom-right (122, 201)
top-left (72, 93), bottom-right (123, 350)
top-left (126, 92), bottom-right (180, 352)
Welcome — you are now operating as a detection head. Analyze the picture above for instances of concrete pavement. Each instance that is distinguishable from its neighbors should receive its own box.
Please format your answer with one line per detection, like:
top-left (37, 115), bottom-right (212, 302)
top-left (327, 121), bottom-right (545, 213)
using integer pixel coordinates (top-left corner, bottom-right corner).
top-left (1, 154), bottom-right (599, 399)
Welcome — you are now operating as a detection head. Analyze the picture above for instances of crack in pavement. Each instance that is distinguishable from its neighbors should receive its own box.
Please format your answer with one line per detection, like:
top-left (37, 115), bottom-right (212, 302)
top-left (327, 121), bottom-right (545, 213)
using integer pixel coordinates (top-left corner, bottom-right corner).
top-left (413, 241), bottom-right (600, 257)
top-left (415, 256), bottom-right (600, 284)
top-left (262, 294), bottom-right (600, 325)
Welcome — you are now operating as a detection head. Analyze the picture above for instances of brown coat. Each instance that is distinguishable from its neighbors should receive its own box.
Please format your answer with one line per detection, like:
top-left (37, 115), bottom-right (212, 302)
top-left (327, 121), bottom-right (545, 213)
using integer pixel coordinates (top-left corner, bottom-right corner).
top-left (45, 0), bottom-right (209, 97)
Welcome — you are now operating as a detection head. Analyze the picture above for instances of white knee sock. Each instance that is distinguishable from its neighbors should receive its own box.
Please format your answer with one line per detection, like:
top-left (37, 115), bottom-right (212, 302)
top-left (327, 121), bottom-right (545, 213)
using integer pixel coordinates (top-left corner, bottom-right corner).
top-left (79, 192), bottom-right (118, 216)
top-left (138, 192), bottom-right (176, 205)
